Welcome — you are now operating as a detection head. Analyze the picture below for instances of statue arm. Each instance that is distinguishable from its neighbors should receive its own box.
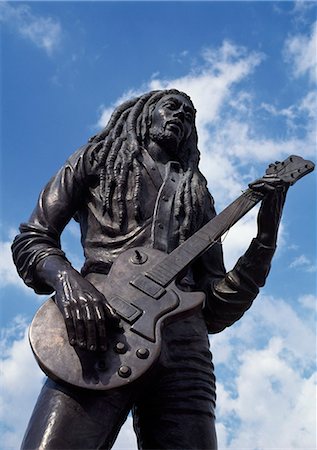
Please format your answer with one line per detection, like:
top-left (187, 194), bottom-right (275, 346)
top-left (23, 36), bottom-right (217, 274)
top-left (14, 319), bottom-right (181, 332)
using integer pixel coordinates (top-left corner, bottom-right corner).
top-left (11, 146), bottom-right (117, 351)
top-left (196, 185), bottom-right (287, 333)
top-left (11, 147), bottom-right (89, 293)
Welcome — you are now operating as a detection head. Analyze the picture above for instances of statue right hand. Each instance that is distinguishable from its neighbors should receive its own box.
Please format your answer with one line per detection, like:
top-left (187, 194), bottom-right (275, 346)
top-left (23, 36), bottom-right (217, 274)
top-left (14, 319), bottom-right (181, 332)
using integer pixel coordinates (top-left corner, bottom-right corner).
top-left (54, 268), bottom-right (118, 351)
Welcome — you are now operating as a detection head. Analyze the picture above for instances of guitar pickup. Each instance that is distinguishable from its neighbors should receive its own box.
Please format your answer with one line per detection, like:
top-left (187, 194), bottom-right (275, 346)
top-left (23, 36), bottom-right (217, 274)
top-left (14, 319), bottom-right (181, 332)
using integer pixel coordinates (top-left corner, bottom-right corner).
top-left (130, 275), bottom-right (166, 299)
top-left (108, 296), bottom-right (142, 324)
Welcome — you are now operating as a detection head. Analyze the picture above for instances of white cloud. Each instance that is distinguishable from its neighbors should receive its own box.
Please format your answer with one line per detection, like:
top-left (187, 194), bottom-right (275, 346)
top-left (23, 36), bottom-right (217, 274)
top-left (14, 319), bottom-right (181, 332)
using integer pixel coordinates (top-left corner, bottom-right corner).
top-left (96, 40), bottom-right (263, 132)
top-left (298, 294), bottom-right (317, 311)
top-left (0, 238), bottom-right (31, 292)
top-left (211, 293), bottom-right (316, 449)
top-left (0, 319), bottom-right (45, 450)
top-left (149, 41), bottom-right (263, 131)
top-left (113, 416), bottom-right (138, 450)
top-left (292, 0), bottom-right (316, 19)
top-left (0, 226), bottom-right (44, 294)
top-left (0, 2), bottom-right (62, 55)
top-left (220, 209), bottom-right (258, 270)
top-left (96, 105), bottom-right (114, 130)
top-left (289, 254), bottom-right (317, 272)
top-left (220, 342), bottom-right (315, 449)
top-left (0, 226), bottom-right (54, 297)
top-left (284, 21), bottom-right (317, 84)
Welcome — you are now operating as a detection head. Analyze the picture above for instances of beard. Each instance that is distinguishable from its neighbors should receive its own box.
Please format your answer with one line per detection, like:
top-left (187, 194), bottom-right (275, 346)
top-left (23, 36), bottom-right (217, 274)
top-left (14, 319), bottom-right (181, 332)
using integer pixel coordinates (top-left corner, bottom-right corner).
top-left (149, 124), bottom-right (185, 157)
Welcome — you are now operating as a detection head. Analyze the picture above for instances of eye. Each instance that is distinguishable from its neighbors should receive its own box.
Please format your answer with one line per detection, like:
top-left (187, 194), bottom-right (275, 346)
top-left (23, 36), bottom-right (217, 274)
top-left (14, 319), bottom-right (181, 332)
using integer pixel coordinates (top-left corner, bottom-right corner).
top-left (163, 101), bottom-right (177, 110)
top-left (185, 109), bottom-right (194, 121)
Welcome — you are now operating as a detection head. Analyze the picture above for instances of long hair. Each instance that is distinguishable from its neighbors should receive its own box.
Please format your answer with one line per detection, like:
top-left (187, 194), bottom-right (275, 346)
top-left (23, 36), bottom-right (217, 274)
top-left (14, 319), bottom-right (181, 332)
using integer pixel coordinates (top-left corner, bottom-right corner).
top-left (88, 89), bottom-right (212, 244)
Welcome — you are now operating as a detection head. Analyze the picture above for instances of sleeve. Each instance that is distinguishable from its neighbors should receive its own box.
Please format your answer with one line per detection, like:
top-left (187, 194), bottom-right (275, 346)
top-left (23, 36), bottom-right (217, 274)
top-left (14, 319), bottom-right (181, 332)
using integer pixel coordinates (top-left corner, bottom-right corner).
top-left (193, 193), bottom-right (276, 334)
top-left (11, 145), bottom-right (96, 294)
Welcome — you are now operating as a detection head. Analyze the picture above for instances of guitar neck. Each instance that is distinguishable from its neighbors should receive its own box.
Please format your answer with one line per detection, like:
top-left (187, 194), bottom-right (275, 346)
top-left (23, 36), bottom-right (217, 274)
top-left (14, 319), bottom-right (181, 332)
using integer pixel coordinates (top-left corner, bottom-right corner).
top-left (145, 188), bottom-right (264, 287)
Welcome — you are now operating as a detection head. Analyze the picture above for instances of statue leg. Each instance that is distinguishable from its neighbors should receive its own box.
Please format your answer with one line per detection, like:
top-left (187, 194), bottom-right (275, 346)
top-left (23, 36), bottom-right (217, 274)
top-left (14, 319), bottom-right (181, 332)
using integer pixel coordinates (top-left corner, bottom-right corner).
top-left (133, 402), bottom-right (217, 450)
top-left (133, 314), bottom-right (218, 449)
top-left (21, 378), bottom-right (135, 449)
top-left (133, 365), bottom-right (217, 450)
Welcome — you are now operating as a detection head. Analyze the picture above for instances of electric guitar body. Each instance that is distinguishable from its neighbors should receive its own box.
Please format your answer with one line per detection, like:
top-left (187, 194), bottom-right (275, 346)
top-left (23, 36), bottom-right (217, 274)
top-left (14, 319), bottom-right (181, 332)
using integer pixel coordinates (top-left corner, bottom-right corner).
top-left (29, 247), bottom-right (205, 390)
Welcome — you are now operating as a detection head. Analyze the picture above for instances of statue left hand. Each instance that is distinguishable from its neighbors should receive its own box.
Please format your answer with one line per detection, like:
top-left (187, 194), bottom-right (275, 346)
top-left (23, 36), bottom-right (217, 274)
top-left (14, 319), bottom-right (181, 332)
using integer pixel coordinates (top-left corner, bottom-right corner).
top-left (250, 177), bottom-right (289, 247)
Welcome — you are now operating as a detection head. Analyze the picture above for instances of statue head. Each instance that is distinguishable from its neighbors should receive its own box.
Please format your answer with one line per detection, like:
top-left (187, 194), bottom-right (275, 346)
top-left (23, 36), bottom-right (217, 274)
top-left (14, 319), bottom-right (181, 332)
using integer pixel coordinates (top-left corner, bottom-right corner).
top-left (89, 90), bottom-right (211, 241)
top-left (147, 92), bottom-right (197, 163)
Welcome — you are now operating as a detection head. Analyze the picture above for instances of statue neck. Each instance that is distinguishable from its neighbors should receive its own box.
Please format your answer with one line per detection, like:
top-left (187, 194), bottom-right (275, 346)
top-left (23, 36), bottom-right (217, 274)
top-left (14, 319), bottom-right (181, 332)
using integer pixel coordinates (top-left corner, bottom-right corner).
top-left (146, 141), bottom-right (183, 167)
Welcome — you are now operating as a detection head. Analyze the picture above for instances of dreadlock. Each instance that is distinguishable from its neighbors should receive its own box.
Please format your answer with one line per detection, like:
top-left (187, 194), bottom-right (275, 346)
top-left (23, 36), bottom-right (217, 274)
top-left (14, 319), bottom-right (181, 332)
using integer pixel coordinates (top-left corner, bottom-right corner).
top-left (89, 89), bottom-right (211, 243)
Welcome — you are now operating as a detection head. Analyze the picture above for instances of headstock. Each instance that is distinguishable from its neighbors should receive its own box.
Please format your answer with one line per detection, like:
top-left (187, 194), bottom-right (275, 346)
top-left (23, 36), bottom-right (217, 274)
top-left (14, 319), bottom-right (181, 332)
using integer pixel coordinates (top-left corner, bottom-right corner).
top-left (264, 155), bottom-right (315, 185)
top-left (249, 155), bottom-right (315, 190)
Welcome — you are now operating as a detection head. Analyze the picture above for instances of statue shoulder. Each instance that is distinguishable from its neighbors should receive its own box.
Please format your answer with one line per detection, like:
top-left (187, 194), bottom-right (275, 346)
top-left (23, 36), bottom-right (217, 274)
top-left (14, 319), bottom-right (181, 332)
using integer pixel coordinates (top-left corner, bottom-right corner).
top-left (66, 143), bottom-right (100, 181)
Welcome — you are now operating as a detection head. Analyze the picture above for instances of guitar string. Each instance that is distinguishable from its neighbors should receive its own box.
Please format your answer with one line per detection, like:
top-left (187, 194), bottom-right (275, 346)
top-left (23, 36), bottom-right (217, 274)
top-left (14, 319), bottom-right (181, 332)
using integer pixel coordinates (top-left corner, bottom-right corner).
top-left (221, 190), bottom-right (258, 243)
top-left (157, 191), bottom-right (255, 281)
top-left (207, 189), bottom-right (259, 248)
top-left (180, 162), bottom-right (305, 265)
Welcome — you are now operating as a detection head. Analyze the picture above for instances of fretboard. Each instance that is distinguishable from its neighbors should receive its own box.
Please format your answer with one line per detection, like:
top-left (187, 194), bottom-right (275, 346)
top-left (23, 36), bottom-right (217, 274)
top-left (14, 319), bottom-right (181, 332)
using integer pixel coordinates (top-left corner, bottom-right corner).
top-left (145, 188), bottom-right (264, 287)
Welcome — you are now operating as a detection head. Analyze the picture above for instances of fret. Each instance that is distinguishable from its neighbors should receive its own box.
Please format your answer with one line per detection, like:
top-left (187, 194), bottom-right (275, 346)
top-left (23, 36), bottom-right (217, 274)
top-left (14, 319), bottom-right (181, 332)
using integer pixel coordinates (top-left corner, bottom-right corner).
top-left (197, 229), bottom-right (213, 242)
top-left (147, 266), bottom-right (172, 282)
top-left (177, 246), bottom-right (197, 259)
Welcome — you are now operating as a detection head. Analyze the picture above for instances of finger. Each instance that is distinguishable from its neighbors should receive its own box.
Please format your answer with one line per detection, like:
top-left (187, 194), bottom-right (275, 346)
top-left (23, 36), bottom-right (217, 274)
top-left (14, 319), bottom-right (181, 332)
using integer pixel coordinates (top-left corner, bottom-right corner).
top-left (249, 180), bottom-right (275, 193)
top-left (83, 303), bottom-right (97, 351)
top-left (249, 180), bottom-right (265, 190)
top-left (104, 302), bottom-right (120, 323)
top-left (94, 303), bottom-right (108, 352)
top-left (61, 277), bottom-right (74, 302)
top-left (73, 307), bottom-right (86, 348)
top-left (62, 304), bottom-right (76, 347)
top-left (61, 281), bottom-right (85, 347)
top-left (253, 183), bottom-right (276, 194)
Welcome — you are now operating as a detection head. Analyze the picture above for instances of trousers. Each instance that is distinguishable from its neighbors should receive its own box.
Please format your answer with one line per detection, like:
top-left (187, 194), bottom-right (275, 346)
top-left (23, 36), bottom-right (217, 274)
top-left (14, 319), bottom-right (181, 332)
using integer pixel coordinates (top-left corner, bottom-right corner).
top-left (21, 313), bottom-right (217, 450)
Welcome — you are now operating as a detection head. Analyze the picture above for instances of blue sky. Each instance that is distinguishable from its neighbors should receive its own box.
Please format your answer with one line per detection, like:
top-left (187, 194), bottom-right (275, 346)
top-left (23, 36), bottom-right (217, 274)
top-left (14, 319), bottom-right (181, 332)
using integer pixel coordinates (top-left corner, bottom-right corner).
top-left (0, 1), bottom-right (316, 449)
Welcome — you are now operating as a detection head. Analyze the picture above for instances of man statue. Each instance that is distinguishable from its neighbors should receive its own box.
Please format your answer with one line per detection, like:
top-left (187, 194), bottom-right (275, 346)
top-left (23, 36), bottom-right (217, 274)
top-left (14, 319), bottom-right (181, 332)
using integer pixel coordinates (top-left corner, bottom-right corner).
top-left (12, 89), bottom-right (287, 449)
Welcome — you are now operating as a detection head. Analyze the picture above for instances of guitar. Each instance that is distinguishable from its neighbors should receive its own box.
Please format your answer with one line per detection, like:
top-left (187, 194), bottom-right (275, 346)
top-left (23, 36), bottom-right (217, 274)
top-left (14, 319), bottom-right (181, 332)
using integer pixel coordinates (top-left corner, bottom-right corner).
top-left (29, 155), bottom-right (314, 390)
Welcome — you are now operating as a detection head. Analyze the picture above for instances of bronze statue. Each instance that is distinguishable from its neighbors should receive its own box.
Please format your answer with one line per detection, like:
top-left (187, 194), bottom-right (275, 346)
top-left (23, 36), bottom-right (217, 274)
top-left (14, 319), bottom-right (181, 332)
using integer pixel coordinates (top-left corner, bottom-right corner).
top-left (11, 89), bottom-right (314, 449)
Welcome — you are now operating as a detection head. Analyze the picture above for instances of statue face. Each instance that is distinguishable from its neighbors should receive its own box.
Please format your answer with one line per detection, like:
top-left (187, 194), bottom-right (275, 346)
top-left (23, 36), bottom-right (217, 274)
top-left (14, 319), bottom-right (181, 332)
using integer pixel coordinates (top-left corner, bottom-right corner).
top-left (149, 94), bottom-right (195, 154)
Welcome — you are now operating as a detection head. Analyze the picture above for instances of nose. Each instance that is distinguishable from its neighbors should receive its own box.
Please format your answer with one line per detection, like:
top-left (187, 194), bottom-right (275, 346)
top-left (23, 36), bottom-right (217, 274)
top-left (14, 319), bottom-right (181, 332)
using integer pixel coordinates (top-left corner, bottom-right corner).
top-left (173, 107), bottom-right (185, 121)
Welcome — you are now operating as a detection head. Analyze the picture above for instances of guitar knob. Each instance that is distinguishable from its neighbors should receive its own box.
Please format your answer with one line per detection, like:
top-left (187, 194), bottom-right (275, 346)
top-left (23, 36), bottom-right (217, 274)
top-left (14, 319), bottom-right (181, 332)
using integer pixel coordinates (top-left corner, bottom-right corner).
top-left (130, 250), bottom-right (148, 264)
top-left (118, 365), bottom-right (131, 378)
top-left (136, 348), bottom-right (150, 359)
top-left (114, 342), bottom-right (127, 354)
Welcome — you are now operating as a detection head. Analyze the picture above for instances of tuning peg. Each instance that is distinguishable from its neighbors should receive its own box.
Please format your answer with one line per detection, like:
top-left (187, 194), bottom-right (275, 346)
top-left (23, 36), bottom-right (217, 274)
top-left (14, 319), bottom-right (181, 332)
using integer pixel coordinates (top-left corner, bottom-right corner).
top-left (269, 163), bottom-right (275, 168)
top-left (275, 161), bottom-right (280, 164)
